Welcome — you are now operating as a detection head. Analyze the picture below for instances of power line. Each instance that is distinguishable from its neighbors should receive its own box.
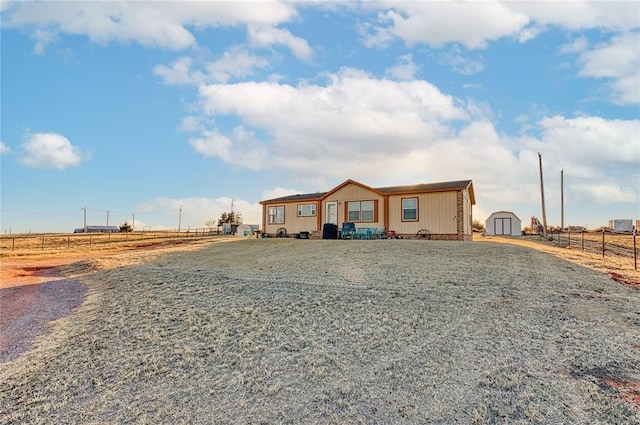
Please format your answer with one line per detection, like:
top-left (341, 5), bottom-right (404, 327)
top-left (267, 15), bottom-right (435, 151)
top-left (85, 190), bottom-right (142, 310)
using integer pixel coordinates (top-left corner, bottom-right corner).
top-left (1, 209), bottom-right (77, 217)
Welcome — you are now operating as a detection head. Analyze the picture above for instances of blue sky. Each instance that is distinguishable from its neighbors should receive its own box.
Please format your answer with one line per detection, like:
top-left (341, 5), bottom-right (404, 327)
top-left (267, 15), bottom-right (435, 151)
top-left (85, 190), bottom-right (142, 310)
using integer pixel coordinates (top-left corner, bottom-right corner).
top-left (1, 1), bottom-right (638, 233)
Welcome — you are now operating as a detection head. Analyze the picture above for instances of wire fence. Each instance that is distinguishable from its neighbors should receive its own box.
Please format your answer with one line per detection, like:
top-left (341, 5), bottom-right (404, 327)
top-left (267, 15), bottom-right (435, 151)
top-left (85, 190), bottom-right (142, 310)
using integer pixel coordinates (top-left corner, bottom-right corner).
top-left (546, 228), bottom-right (638, 271)
top-left (0, 229), bottom-right (223, 253)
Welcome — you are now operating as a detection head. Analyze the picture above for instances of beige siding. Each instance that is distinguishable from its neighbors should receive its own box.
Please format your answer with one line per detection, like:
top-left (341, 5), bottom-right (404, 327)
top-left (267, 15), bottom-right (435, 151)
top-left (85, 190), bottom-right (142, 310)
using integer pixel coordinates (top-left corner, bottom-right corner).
top-left (463, 189), bottom-right (472, 235)
top-left (388, 191), bottom-right (458, 235)
top-left (323, 184), bottom-right (384, 227)
top-left (263, 202), bottom-right (319, 235)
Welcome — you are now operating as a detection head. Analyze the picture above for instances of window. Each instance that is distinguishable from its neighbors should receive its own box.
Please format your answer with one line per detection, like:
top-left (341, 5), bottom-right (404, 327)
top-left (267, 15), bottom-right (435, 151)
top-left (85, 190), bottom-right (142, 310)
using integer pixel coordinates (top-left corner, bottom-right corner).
top-left (297, 204), bottom-right (316, 217)
top-left (268, 206), bottom-right (285, 224)
top-left (361, 201), bottom-right (374, 221)
top-left (402, 198), bottom-right (418, 221)
top-left (347, 200), bottom-right (375, 222)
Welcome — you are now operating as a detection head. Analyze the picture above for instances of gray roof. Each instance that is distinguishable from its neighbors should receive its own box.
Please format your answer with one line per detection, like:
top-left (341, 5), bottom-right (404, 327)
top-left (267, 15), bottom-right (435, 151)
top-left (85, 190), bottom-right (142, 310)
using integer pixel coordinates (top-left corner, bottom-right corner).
top-left (264, 192), bottom-right (326, 202)
top-left (262, 179), bottom-right (474, 203)
top-left (376, 180), bottom-right (473, 194)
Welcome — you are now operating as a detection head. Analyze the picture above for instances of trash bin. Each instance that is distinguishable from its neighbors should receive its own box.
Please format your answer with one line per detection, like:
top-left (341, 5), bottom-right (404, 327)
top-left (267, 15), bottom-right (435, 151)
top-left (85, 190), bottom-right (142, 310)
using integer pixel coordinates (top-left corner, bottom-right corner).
top-left (322, 223), bottom-right (338, 239)
top-left (299, 231), bottom-right (310, 239)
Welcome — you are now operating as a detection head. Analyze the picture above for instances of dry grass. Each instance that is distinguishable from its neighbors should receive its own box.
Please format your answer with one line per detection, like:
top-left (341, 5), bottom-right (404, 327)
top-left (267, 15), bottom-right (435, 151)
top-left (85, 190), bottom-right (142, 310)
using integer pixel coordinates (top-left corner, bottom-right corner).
top-left (477, 234), bottom-right (640, 286)
top-left (578, 231), bottom-right (637, 250)
top-left (0, 232), bottom-right (223, 258)
top-left (1, 239), bottom-right (639, 424)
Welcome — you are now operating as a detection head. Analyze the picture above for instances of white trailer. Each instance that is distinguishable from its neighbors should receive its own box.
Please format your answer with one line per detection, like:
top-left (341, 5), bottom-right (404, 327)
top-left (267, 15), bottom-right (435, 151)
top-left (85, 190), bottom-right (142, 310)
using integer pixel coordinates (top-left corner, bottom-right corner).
top-left (608, 219), bottom-right (633, 232)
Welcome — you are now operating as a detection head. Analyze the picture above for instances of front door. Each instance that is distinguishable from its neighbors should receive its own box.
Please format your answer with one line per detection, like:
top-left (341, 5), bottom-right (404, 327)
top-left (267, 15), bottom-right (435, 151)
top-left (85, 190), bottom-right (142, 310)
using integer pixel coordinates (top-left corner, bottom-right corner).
top-left (326, 201), bottom-right (338, 225)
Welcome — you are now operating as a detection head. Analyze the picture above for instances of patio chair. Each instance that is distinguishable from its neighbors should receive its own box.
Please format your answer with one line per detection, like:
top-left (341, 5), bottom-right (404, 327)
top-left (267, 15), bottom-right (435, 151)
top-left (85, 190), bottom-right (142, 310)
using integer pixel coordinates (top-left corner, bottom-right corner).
top-left (341, 222), bottom-right (356, 239)
top-left (375, 227), bottom-right (387, 239)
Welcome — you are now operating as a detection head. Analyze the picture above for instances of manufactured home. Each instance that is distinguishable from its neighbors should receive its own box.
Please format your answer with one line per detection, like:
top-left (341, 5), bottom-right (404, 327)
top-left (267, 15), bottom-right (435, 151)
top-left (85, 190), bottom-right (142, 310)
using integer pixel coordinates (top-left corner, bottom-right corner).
top-left (485, 211), bottom-right (522, 236)
top-left (260, 179), bottom-right (475, 241)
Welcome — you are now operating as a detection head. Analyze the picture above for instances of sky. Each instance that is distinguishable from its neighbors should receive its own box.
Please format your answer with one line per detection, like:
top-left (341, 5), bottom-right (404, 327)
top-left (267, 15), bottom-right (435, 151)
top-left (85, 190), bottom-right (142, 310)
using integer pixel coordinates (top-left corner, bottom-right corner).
top-left (1, 1), bottom-right (639, 234)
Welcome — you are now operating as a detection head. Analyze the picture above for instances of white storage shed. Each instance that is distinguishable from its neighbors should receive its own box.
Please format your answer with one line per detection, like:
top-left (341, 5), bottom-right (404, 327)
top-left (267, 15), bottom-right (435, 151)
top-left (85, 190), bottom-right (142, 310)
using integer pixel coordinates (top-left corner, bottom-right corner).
top-left (485, 211), bottom-right (522, 236)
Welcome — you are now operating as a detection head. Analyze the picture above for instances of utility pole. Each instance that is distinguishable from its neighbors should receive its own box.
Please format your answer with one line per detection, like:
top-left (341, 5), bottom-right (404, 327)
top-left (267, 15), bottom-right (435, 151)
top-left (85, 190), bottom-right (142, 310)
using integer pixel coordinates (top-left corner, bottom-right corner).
top-left (178, 205), bottom-right (183, 232)
top-left (560, 169), bottom-right (564, 231)
top-left (106, 210), bottom-right (110, 227)
top-left (132, 213), bottom-right (135, 231)
top-left (538, 153), bottom-right (548, 238)
top-left (82, 207), bottom-right (87, 233)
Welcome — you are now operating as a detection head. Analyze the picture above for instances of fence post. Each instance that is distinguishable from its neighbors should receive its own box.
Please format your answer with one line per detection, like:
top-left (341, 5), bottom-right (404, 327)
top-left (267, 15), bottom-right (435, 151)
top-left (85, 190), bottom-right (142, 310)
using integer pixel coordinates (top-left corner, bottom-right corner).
top-left (68, 235), bottom-right (70, 248)
top-left (568, 228), bottom-right (571, 248)
top-left (581, 230), bottom-right (584, 252)
top-left (634, 227), bottom-right (637, 271)
top-left (602, 228), bottom-right (605, 258)
top-left (12, 237), bottom-right (15, 252)
top-left (42, 235), bottom-right (45, 250)
top-left (90, 235), bottom-right (92, 249)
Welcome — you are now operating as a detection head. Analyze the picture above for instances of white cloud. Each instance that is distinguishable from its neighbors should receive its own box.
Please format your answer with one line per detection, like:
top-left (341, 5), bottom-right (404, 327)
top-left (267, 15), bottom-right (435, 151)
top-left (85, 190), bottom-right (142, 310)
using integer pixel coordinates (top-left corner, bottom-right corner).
top-left (0, 141), bottom-right (10, 154)
top-left (262, 187), bottom-right (301, 201)
top-left (360, 2), bottom-right (638, 49)
top-left (31, 29), bottom-right (57, 54)
top-left (438, 46), bottom-right (484, 75)
top-left (194, 68), bottom-right (468, 176)
top-left (385, 54), bottom-right (418, 81)
top-left (189, 129), bottom-right (234, 162)
top-left (510, 1), bottom-right (640, 32)
top-left (559, 36), bottom-right (589, 55)
top-left (206, 46), bottom-right (271, 83)
top-left (180, 116), bottom-right (203, 133)
top-left (517, 24), bottom-right (544, 43)
top-left (248, 25), bottom-right (313, 61)
top-left (532, 115), bottom-right (640, 168)
top-left (186, 69), bottom-right (638, 220)
top-left (18, 132), bottom-right (90, 170)
top-left (462, 83), bottom-right (482, 90)
top-left (576, 32), bottom-right (640, 105)
top-left (363, 2), bottom-right (530, 49)
top-left (4, 1), bottom-right (297, 51)
top-left (135, 196), bottom-right (262, 230)
top-left (153, 56), bottom-right (204, 85)
top-left (189, 126), bottom-right (269, 171)
top-left (155, 48), bottom-right (270, 86)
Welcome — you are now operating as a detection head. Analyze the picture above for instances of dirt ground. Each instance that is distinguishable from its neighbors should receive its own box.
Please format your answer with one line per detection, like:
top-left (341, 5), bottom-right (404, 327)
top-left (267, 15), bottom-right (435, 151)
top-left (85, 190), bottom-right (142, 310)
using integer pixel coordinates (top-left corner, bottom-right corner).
top-left (1, 234), bottom-right (638, 365)
top-left (3, 233), bottom-right (637, 289)
top-left (1, 237), bottom-right (638, 423)
top-left (475, 234), bottom-right (640, 286)
top-left (0, 236), bottom-right (237, 363)
top-left (0, 237), bottom-right (230, 289)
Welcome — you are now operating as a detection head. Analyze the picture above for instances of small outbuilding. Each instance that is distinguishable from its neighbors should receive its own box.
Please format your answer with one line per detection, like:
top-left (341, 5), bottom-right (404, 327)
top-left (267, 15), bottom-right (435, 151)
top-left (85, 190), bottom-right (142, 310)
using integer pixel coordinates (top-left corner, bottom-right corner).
top-left (485, 211), bottom-right (521, 236)
top-left (608, 219), bottom-right (633, 232)
top-left (74, 225), bottom-right (120, 233)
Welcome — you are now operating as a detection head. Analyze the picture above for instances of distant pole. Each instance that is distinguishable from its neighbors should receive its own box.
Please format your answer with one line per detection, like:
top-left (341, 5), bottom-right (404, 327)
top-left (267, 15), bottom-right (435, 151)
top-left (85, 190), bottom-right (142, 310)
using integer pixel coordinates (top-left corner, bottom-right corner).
top-left (178, 205), bottom-right (183, 232)
top-left (633, 226), bottom-right (637, 271)
top-left (538, 153), bottom-right (548, 238)
top-left (132, 213), bottom-right (135, 231)
top-left (83, 207), bottom-right (87, 233)
top-left (560, 169), bottom-right (564, 231)
top-left (106, 210), bottom-right (110, 227)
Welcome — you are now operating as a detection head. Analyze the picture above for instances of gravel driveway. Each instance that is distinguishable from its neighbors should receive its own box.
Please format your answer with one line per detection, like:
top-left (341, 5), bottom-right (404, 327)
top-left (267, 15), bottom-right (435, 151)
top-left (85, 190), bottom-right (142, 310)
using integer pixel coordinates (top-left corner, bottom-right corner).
top-left (1, 238), bottom-right (639, 424)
